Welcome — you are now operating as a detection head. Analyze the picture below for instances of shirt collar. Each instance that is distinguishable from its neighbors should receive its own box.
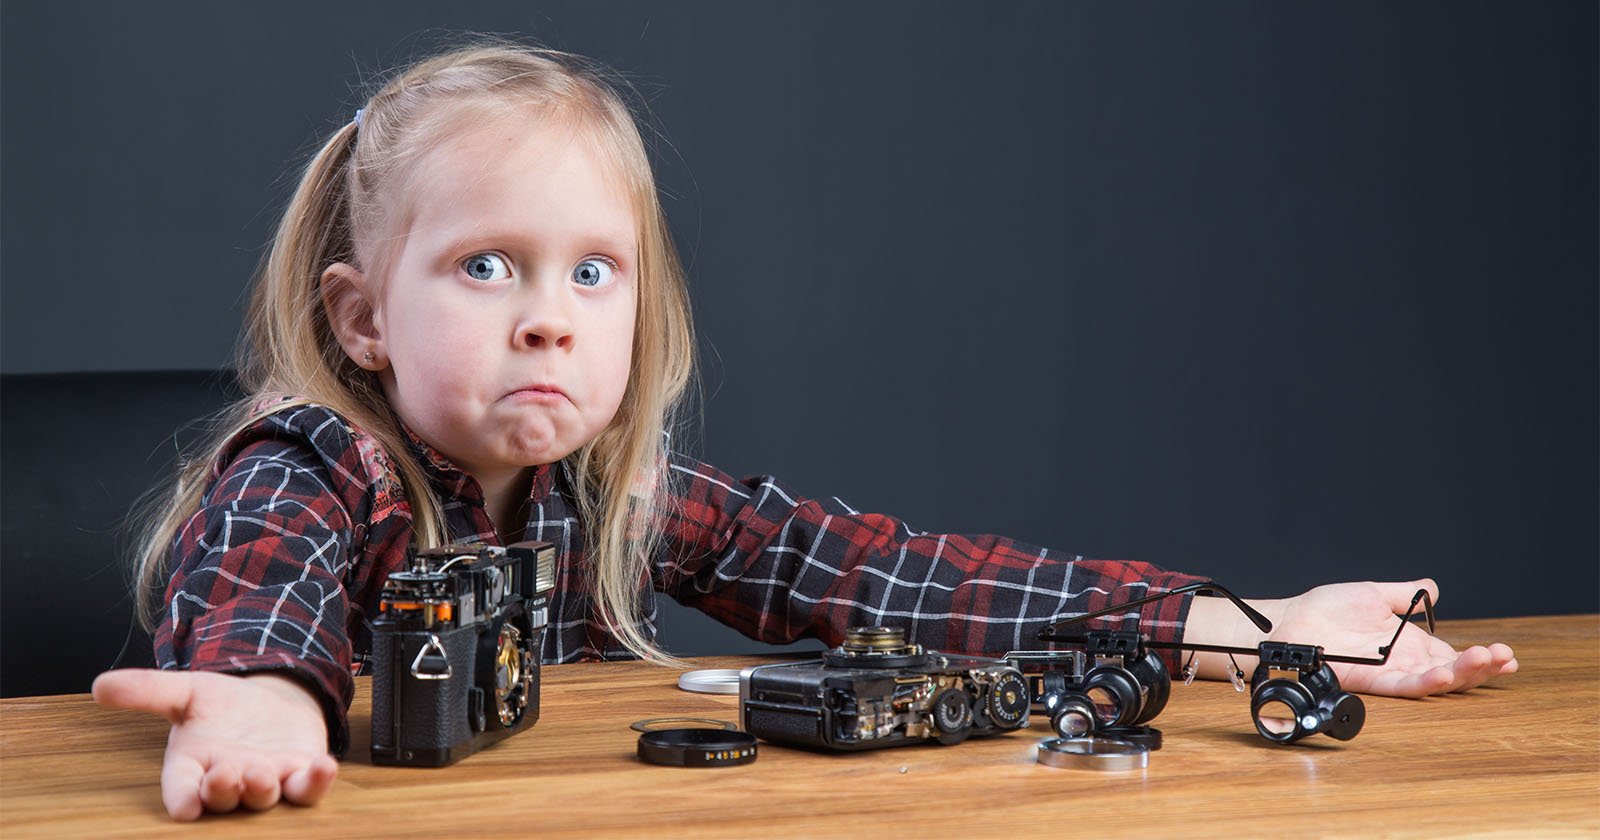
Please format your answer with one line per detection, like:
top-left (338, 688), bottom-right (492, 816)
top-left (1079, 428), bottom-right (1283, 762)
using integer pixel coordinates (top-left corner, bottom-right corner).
top-left (398, 422), bottom-right (556, 505)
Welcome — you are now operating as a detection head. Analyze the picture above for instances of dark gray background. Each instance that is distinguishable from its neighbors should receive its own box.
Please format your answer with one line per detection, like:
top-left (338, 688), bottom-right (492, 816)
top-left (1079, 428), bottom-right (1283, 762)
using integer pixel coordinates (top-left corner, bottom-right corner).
top-left (3, 1), bottom-right (1596, 628)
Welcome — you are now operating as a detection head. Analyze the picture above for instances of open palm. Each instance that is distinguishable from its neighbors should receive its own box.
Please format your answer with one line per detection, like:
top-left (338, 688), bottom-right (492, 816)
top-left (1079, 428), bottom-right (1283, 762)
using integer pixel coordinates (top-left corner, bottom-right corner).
top-left (1266, 579), bottom-right (1517, 698)
top-left (93, 669), bottom-right (338, 820)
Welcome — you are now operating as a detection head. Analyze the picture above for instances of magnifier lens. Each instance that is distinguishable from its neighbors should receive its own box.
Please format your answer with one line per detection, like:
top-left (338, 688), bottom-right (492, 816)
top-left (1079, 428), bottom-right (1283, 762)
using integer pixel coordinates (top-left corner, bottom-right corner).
top-left (1055, 707), bottom-right (1094, 737)
top-left (1086, 686), bottom-right (1121, 723)
top-left (1255, 699), bottom-right (1299, 739)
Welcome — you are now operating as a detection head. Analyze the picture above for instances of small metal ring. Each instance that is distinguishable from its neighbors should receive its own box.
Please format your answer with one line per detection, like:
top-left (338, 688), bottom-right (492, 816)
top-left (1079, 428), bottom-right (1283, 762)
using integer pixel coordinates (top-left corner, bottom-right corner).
top-left (629, 717), bottom-right (738, 733)
top-left (1036, 737), bottom-right (1149, 771)
top-left (677, 669), bottom-right (743, 695)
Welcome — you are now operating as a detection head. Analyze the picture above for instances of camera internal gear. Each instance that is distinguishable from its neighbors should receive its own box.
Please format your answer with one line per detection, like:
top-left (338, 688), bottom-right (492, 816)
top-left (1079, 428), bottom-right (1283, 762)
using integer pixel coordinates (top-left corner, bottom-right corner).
top-left (740, 626), bottom-right (1031, 752)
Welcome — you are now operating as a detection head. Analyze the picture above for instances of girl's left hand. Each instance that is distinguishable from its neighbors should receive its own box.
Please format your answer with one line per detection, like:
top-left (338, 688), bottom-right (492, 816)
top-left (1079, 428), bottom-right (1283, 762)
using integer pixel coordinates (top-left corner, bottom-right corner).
top-left (1262, 579), bottom-right (1518, 698)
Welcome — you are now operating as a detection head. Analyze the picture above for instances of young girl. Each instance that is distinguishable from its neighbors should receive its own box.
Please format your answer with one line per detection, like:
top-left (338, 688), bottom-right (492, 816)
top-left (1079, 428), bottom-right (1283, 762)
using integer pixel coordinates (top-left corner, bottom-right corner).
top-left (92, 41), bottom-right (1516, 821)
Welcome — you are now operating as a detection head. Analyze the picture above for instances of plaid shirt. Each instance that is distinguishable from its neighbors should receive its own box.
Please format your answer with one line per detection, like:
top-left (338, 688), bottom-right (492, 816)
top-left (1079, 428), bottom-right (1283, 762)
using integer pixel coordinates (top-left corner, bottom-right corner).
top-left (157, 403), bottom-right (1206, 752)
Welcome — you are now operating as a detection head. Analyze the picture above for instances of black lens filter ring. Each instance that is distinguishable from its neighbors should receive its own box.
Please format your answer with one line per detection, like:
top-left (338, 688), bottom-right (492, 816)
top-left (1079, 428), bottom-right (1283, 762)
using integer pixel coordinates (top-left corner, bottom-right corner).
top-left (636, 728), bottom-right (758, 768)
top-left (1099, 724), bottom-right (1163, 751)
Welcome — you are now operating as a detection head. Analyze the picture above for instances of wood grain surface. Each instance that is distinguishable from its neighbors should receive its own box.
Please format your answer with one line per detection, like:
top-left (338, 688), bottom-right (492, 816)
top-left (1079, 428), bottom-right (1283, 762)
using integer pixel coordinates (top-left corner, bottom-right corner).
top-left (2, 615), bottom-right (1595, 838)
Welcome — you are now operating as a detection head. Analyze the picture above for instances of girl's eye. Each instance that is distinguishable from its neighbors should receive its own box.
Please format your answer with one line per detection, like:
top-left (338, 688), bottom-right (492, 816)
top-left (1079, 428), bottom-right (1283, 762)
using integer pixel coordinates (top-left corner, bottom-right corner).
top-left (572, 258), bottom-right (616, 288)
top-left (462, 253), bottom-right (510, 282)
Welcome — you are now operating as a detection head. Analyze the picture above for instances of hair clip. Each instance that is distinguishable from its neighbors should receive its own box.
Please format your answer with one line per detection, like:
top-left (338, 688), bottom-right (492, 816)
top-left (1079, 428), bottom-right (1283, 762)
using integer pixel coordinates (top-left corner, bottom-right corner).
top-left (353, 108), bottom-right (365, 129)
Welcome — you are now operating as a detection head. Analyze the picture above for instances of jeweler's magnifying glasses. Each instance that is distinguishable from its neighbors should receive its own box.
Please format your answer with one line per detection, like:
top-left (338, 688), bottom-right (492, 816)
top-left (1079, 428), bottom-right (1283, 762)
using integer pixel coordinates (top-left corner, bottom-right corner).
top-left (1035, 584), bottom-right (1436, 745)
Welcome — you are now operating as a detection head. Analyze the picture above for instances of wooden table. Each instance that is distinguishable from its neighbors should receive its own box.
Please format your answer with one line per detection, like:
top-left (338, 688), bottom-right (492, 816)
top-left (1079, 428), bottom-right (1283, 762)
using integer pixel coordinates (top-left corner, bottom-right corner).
top-left (2, 616), bottom-right (1595, 838)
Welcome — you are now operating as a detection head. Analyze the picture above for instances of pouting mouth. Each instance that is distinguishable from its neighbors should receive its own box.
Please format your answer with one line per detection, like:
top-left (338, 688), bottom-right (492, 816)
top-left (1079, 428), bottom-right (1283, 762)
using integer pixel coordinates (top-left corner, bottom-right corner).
top-left (504, 384), bottom-right (569, 402)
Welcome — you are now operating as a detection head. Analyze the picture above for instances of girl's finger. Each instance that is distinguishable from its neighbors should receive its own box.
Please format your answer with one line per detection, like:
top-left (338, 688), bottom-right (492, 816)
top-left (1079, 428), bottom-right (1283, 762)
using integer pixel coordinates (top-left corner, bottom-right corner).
top-left (158, 751), bottom-right (206, 822)
top-left (1488, 643), bottom-right (1517, 675)
top-left (1367, 662), bottom-right (1453, 698)
top-left (239, 762), bottom-right (281, 811)
top-left (1447, 646), bottom-right (1495, 693)
top-left (282, 755), bottom-right (339, 806)
top-left (1370, 579), bottom-right (1440, 616)
top-left (199, 761), bottom-right (243, 814)
top-left (93, 669), bottom-right (196, 724)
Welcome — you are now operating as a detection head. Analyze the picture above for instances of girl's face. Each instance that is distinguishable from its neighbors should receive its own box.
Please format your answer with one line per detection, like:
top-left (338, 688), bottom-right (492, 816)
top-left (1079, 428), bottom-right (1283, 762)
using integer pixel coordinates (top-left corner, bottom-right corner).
top-left (362, 112), bottom-right (638, 486)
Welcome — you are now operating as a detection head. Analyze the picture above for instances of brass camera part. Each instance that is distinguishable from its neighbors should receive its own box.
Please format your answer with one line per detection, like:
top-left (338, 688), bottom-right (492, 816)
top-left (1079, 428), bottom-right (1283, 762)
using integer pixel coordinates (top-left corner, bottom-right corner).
top-left (843, 626), bottom-right (918, 655)
top-left (494, 623), bottom-right (528, 727)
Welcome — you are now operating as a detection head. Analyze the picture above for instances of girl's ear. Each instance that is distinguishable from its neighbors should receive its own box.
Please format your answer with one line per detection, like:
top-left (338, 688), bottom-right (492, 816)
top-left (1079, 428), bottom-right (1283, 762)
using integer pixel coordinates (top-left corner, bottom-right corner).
top-left (320, 262), bottom-right (387, 370)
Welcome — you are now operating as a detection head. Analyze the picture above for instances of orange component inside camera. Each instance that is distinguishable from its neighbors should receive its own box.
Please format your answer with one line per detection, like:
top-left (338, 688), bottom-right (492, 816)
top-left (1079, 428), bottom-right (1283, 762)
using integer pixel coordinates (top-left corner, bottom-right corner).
top-left (384, 602), bottom-right (454, 622)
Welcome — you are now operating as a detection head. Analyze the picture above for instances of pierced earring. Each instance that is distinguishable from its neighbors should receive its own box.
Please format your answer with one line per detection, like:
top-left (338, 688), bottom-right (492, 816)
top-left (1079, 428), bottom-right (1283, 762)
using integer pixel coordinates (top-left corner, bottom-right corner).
top-left (363, 351), bottom-right (376, 367)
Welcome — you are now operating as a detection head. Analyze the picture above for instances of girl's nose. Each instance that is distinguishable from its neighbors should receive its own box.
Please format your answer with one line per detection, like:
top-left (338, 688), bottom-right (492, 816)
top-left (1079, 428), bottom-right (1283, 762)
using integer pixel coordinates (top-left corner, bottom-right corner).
top-left (513, 282), bottom-right (575, 350)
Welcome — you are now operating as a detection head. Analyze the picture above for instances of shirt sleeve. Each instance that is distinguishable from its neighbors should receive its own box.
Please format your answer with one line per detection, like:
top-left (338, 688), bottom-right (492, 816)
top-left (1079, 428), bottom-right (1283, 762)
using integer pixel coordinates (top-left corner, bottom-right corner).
top-left (154, 406), bottom-right (384, 756)
top-left (652, 454), bottom-right (1208, 663)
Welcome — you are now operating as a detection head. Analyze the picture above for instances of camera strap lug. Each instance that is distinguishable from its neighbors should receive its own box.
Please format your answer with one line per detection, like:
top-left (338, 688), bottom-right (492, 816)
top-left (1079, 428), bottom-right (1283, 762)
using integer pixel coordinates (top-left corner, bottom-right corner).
top-left (411, 634), bottom-right (453, 680)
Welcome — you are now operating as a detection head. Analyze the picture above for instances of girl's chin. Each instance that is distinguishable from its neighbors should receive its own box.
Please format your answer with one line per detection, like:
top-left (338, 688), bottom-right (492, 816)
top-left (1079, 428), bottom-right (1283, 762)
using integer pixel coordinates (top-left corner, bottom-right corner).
top-left (498, 432), bottom-right (575, 466)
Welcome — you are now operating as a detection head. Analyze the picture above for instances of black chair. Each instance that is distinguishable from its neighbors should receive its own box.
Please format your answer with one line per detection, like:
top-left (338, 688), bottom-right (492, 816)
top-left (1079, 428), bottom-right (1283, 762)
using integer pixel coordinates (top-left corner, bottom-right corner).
top-left (0, 370), bottom-right (816, 698)
top-left (1, 370), bottom-right (241, 697)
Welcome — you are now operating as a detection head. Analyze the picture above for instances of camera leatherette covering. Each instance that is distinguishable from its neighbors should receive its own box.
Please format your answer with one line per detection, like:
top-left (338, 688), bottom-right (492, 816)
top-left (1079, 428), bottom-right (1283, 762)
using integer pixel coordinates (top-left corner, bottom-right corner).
top-left (371, 623), bottom-right (481, 765)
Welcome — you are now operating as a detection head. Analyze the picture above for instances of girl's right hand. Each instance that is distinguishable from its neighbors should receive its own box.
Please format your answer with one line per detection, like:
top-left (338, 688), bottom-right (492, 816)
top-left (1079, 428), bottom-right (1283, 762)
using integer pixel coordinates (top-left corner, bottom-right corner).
top-left (91, 669), bottom-right (338, 821)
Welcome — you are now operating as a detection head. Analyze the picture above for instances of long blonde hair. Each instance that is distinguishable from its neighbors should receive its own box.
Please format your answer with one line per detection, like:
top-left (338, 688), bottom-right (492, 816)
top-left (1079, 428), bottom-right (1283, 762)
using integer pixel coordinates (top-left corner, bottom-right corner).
top-left (132, 40), bottom-right (696, 661)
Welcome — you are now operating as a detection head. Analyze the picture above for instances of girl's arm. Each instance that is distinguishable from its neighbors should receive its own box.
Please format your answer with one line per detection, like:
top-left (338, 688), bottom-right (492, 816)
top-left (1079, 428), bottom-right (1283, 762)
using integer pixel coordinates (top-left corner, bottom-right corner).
top-left (653, 454), bottom-right (1208, 668)
top-left (98, 404), bottom-right (402, 819)
top-left (655, 455), bottom-right (1515, 697)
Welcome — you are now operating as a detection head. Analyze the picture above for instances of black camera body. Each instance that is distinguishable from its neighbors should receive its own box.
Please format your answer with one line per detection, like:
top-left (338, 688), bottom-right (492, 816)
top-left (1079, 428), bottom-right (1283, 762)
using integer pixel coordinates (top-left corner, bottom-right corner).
top-left (739, 627), bottom-right (1030, 752)
top-left (371, 540), bottom-right (556, 767)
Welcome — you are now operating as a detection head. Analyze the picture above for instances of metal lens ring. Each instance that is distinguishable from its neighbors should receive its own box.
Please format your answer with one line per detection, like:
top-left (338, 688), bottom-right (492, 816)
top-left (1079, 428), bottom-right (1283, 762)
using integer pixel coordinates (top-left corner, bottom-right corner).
top-left (1251, 678), bottom-right (1317, 743)
top-left (630, 717), bottom-right (738, 734)
top-left (1036, 737), bottom-right (1149, 771)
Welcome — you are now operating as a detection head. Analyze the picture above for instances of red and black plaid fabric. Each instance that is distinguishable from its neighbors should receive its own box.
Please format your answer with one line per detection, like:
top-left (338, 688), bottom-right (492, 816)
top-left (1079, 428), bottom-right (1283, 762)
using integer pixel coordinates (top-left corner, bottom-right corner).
top-left (158, 403), bottom-right (1206, 752)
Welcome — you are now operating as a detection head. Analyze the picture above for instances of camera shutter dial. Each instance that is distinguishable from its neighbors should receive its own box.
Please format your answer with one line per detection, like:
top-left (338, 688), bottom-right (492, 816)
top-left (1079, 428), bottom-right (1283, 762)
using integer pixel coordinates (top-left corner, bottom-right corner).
top-left (987, 671), bottom-right (1031, 729)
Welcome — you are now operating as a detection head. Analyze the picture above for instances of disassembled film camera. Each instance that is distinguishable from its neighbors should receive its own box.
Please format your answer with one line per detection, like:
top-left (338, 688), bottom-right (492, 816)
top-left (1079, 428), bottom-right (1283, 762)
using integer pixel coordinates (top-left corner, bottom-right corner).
top-left (739, 626), bottom-right (1031, 751)
top-left (371, 540), bottom-right (556, 766)
top-left (1023, 582), bottom-right (1436, 745)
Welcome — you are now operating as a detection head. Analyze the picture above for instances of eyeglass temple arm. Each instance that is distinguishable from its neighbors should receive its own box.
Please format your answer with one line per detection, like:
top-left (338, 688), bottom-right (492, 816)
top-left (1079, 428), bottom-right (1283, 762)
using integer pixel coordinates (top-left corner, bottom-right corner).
top-left (1036, 582), bottom-right (1272, 643)
top-left (1319, 588), bottom-right (1436, 665)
